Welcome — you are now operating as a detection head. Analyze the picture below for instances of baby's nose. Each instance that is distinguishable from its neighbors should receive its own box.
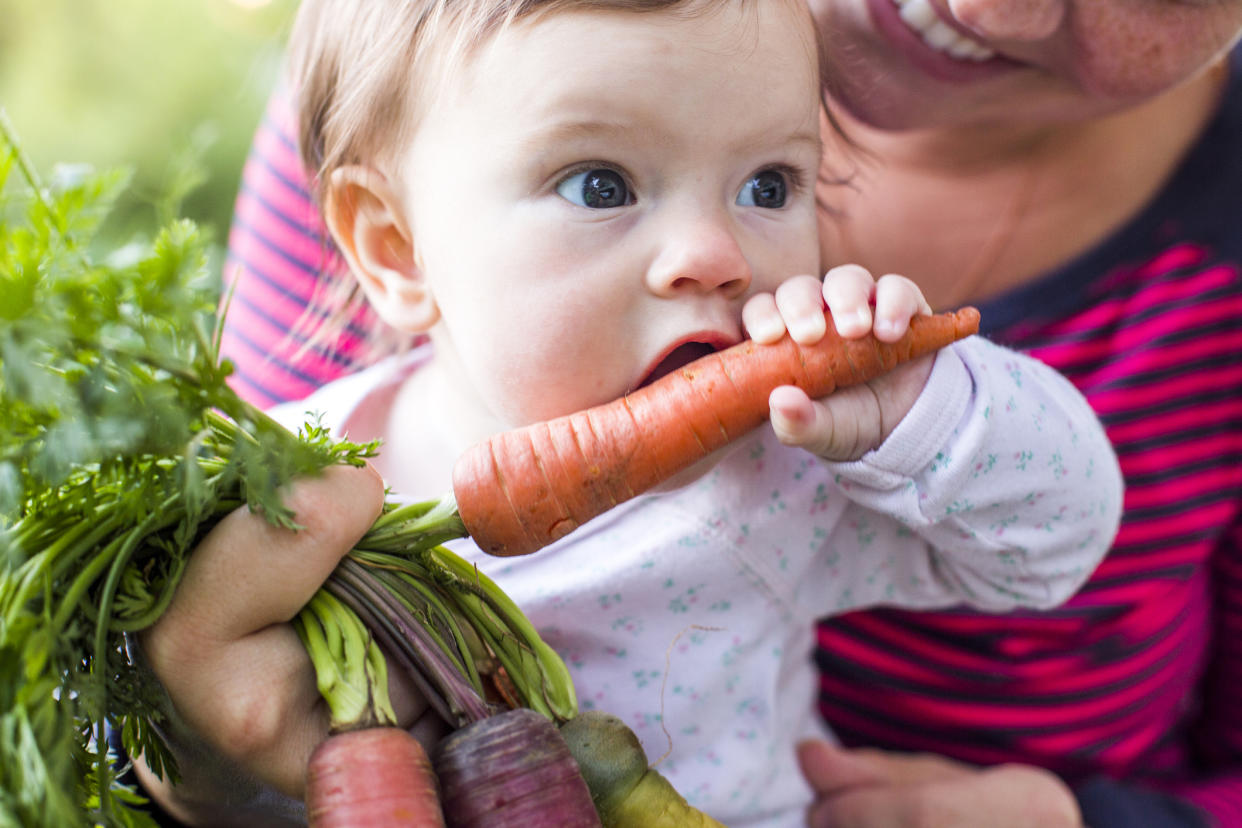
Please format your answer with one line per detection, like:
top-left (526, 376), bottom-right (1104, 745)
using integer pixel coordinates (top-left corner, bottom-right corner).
top-left (645, 215), bottom-right (751, 299)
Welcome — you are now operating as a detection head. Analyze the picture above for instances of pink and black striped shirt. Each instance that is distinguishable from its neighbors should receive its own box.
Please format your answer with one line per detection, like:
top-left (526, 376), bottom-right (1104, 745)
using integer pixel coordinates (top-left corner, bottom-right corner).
top-left (817, 48), bottom-right (1242, 828)
top-left (220, 85), bottom-right (390, 410)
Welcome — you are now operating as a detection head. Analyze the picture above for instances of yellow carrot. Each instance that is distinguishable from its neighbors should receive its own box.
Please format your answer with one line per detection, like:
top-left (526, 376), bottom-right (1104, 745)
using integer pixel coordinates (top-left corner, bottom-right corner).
top-left (560, 711), bottom-right (725, 828)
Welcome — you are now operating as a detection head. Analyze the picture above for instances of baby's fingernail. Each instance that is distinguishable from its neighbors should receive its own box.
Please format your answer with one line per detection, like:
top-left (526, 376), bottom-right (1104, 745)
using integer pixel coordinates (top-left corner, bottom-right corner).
top-left (836, 309), bottom-right (871, 334)
top-left (876, 319), bottom-right (901, 337)
top-left (750, 319), bottom-right (785, 343)
top-left (790, 317), bottom-right (826, 342)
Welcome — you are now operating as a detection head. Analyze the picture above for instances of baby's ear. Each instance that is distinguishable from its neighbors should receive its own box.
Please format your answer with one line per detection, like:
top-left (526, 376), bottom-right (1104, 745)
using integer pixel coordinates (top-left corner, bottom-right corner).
top-left (324, 166), bottom-right (440, 333)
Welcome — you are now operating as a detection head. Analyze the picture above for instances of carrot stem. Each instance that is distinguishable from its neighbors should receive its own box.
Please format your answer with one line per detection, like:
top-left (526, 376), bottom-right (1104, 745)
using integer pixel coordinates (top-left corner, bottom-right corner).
top-left (293, 589), bottom-right (398, 731)
top-left (326, 559), bottom-right (493, 727)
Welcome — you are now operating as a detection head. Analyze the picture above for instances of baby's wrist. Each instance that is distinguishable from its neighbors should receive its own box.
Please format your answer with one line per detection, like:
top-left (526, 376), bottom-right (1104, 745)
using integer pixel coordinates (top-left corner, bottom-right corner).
top-left (873, 354), bottom-right (937, 447)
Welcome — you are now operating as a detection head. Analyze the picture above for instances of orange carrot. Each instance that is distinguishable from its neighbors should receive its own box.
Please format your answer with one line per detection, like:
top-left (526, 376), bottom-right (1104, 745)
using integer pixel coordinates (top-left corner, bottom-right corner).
top-left (306, 727), bottom-right (446, 828)
top-left (453, 306), bottom-right (980, 557)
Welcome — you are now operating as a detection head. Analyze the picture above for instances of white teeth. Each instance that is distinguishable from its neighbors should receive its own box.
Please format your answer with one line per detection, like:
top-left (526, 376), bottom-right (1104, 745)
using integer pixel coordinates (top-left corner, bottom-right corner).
top-left (898, 0), bottom-right (936, 29)
top-left (923, 20), bottom-right (960, 51)
top-left (891, 0), bottom-right (995, 62)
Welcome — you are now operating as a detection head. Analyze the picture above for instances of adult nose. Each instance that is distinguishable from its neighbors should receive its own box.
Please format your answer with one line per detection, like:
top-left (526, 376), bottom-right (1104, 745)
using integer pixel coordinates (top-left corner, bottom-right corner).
top-left (946, 0), bottom-right (1065, 41)
top-left (644, 209), bottom-right (752, 299)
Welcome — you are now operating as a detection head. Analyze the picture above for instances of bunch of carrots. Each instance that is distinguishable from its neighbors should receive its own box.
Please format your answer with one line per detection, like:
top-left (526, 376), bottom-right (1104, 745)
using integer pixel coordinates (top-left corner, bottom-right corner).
top-left (0, 124), bottom-right (978, 827)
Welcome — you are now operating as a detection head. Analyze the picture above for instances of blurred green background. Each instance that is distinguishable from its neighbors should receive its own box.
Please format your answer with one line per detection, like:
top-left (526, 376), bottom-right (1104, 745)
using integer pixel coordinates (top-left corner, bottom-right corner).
top-left (0, 0), bottom-right (300, 255)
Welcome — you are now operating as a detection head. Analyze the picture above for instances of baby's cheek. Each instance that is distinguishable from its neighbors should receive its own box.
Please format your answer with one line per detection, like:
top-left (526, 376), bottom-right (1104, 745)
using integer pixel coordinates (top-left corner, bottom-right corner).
top-left (482, 345), bottom-right (624, 428)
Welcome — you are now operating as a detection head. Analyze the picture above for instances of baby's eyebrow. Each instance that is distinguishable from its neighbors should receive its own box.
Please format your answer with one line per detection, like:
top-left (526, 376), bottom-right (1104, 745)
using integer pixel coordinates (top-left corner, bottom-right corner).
top-left (520, 117), bottom-right (648, 147)
top-left (765, 128), bottom-right (822, 154)
top-left (720, 124), bottom-right (823, 161)
top-left (523, 118), bottom-right (821, 157)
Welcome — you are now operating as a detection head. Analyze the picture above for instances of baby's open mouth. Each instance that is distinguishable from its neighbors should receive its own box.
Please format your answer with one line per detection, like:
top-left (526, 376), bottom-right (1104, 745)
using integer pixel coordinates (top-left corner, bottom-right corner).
top-left (637, 342), bottom-right (719, 390)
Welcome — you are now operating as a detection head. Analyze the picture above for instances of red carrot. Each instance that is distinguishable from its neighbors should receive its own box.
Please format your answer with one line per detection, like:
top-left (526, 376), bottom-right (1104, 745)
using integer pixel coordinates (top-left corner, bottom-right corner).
top-left (434, 709), bottom-right (601, 827)
top-left (306, 727), bottom-right (446, 828)
top-left (297, 591), bottom-right (448, 827)
top-left (453, 306), bottom-right (980, 557)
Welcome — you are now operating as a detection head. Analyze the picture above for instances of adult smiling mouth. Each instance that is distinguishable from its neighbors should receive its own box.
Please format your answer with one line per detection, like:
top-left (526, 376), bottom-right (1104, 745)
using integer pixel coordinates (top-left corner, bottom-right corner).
top-left (890, 0), bottom-right (995, 62)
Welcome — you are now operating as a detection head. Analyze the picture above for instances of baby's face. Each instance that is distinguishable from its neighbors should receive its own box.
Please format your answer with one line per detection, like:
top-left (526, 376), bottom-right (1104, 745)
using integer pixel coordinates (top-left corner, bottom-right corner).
top-left (394, 1), bottom-right (823, 431)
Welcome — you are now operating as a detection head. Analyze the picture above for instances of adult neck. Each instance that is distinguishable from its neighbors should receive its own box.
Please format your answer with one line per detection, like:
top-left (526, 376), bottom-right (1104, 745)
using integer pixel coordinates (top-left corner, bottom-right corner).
top-left (817, 62), bottom-right (1230, 310)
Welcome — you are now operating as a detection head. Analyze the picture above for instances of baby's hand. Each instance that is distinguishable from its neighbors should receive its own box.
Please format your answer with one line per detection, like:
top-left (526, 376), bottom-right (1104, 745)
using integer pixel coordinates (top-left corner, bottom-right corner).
top-left (741, 265), bottom-right (936, 462)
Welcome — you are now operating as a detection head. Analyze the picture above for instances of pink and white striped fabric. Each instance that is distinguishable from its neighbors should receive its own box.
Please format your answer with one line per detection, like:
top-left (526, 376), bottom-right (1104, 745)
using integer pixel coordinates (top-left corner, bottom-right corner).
top-left (220, 85), bottom-right (391, 409)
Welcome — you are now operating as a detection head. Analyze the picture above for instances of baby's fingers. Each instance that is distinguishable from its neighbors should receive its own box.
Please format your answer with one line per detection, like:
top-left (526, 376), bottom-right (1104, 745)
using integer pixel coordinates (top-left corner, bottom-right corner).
top-left (742, 292), bottom-right (786, 344)
top-left (769, 386), bottom-right (819, 447)
top-left (873, 274), bottom-right (933, 341)
top-left (775, 275), bottom-right (830, 344)
top-left (742, 275), bottom-right (829, 344)
top-left (770, 385), bottom-right (878, 462)
top-left (822, 264), bottom-right (877, 339)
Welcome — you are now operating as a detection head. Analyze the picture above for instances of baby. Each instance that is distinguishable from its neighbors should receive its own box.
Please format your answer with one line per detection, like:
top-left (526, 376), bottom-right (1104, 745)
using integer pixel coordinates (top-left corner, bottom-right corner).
top-left (245, 0), bottom-right (1122, 825)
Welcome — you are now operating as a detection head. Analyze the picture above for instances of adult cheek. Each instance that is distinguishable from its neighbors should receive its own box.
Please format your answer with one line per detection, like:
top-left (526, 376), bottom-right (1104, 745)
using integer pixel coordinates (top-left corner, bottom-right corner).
top-left (1063, 5), bottom-right (1239, 101)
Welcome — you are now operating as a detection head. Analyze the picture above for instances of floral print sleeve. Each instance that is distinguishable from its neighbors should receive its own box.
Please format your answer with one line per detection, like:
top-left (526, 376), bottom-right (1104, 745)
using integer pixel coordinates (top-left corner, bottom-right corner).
top-left (805, 337), bottom-right (1123, 615)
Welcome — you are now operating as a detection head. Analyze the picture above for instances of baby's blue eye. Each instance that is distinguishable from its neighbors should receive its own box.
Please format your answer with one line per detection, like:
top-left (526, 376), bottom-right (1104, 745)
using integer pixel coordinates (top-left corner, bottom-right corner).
top-left (736, 169), bottom-right (788, 208)
top-left (556, 168), bottom-right (632, 208)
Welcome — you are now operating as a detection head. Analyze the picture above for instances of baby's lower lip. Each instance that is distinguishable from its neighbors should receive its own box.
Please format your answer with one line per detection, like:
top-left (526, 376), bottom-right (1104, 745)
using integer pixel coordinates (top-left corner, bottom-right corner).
top-left (638, 342), bottom-right (719, 389)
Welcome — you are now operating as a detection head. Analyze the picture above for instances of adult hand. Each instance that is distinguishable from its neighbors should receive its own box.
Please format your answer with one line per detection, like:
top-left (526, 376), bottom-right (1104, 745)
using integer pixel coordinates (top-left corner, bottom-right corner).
top-left (131, 464), bottom-right (435, 825)
top-left (797, 740), bottom-right (1083, 828)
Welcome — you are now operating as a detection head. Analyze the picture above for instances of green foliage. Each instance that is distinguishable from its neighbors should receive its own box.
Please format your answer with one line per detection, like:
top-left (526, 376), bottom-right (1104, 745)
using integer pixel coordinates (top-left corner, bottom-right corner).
top-left (0, 0), bottom-right (298, 250)
top-left (0, 124), bottom-right (373, 826)
top-left (0, 123), bottom-right (580, 826)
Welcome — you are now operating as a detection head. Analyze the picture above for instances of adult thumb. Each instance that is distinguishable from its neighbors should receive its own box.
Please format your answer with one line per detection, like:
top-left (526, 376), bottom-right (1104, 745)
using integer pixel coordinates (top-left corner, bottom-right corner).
top-left (796, 740), bottom-right (887, 797)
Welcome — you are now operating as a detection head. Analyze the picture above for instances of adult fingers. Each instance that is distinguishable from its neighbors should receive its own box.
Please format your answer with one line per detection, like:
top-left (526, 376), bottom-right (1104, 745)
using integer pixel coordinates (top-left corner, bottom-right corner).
top-left (807, 760), bottom-right (1081, 828)
top-left (799, 741), bottom-right (966, 796)
top-left (155, 463), bottom-right (385, 643)
top-left (139, 463), bottom-right (386, 793)
top-left (797, 740), bottom-right (889, 797)
top-left (172, 619), bottom-right (332, 796)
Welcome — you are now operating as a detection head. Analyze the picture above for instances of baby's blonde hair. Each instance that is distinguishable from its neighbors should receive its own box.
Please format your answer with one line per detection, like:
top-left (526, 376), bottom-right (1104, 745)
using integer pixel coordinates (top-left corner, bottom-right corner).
top-left (287, 0), bottom-right (770, 203)
top-left (282, 0), bottom-right (829, 366)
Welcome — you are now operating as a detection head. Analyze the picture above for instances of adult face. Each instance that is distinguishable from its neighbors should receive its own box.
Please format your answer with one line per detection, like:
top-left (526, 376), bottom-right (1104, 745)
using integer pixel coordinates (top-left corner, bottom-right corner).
top-left (807, 0), bottom-right (1242, 129)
